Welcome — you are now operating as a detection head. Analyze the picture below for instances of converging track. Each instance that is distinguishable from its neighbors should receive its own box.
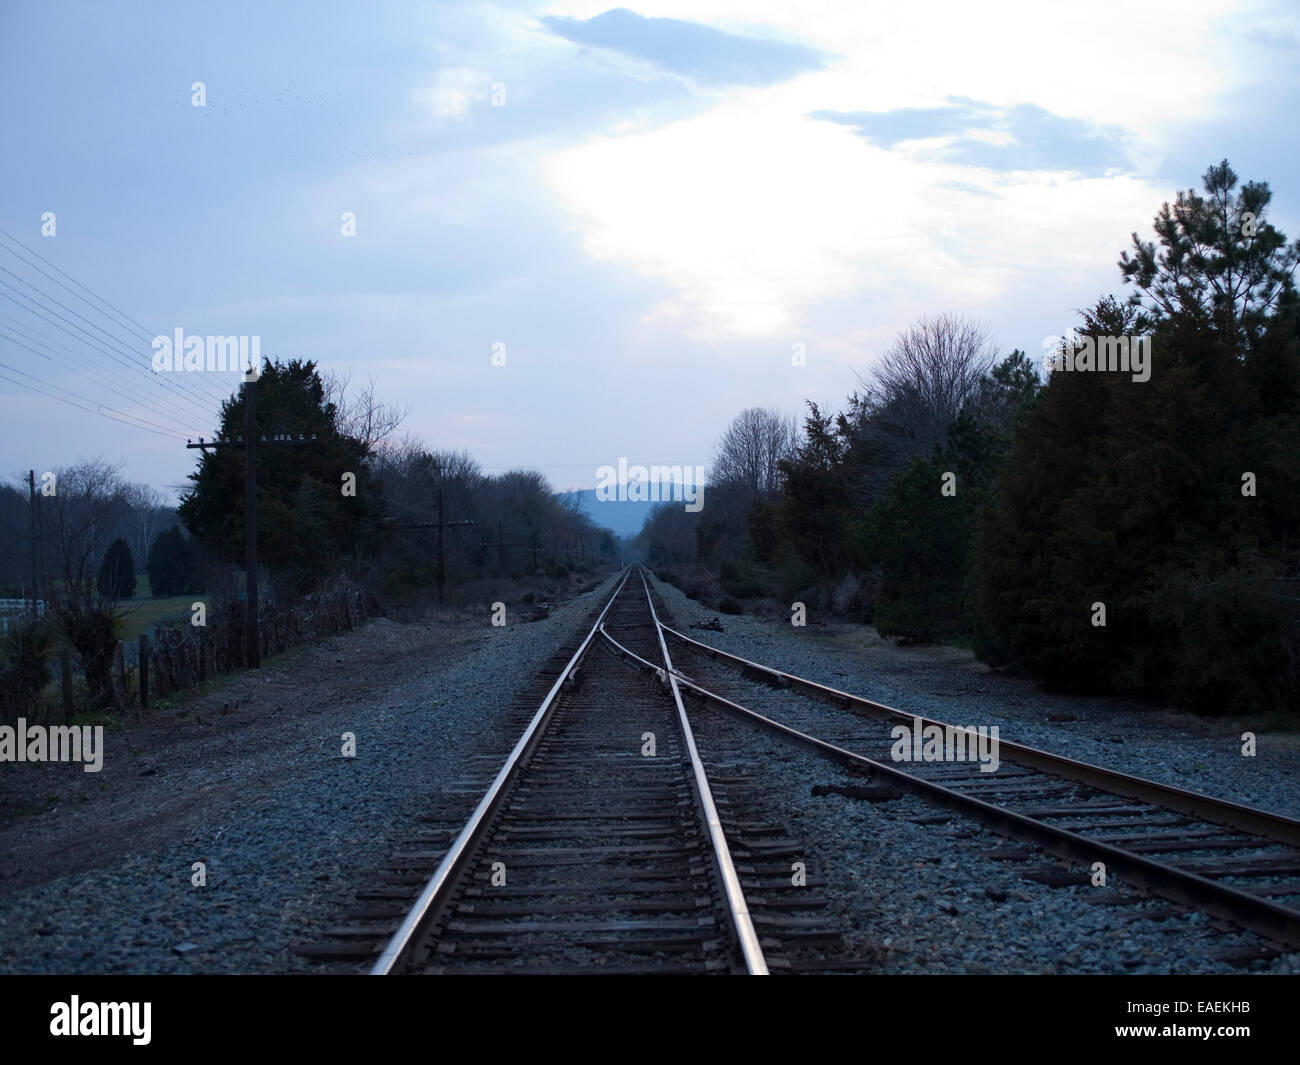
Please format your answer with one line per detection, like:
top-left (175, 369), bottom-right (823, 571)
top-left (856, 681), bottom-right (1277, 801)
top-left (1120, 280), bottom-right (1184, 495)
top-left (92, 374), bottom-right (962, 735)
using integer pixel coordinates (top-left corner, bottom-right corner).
top-left (304, 567), bottom-right (1300, 974)
top-left (649, 587), bottom-right (1300, 959)
top-left (360, 570), bottom-right (850, 974)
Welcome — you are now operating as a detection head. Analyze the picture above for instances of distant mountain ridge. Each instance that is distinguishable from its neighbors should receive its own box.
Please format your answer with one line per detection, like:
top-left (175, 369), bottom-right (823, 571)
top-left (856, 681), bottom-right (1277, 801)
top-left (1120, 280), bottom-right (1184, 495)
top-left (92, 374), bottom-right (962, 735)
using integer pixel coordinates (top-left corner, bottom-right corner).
top-left (561, 489), bottom-right (659, 539)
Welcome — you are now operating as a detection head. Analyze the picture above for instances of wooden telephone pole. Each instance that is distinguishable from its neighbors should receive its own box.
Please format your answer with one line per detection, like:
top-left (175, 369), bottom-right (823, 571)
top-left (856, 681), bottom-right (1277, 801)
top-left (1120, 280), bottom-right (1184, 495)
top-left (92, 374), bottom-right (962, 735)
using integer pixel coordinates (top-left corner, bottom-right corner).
top-left (483, 520), bottom-right (532, 579)
top-left (186, 377), bottom-right (316, 668)
top-left (386, 461), bottom-right (473, 604)
top-left (27, 470), bottom-right (38, 620)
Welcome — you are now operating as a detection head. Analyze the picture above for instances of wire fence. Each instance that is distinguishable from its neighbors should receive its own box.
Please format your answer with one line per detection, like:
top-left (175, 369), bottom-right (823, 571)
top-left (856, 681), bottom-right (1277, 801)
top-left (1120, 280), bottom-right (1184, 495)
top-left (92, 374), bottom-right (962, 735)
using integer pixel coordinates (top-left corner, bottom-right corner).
top-left (2, 582), bottom-right (367, 725)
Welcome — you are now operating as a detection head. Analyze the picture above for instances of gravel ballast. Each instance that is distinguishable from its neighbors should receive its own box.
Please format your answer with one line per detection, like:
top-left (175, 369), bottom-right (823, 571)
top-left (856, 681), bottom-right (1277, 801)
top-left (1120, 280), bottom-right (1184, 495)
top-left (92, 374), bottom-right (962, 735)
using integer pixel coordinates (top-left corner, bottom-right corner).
top-left (0, 575), bottom-right (620, 974)
top-left (6, 567), bottom-right (1294, 975)
top-left (648, 574), bottom-right (1300, 820)
top-left (651, 573), bottom-right (1300, 974)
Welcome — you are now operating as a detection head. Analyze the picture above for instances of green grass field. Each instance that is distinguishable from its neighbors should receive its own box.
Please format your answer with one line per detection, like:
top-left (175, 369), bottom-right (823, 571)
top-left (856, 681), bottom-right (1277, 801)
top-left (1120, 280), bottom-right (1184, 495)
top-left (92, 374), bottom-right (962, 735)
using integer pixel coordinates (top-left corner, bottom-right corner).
top-left (114, 575), bottom-right (209, 644)
top-left (5, 576), bottom-right (209, 646)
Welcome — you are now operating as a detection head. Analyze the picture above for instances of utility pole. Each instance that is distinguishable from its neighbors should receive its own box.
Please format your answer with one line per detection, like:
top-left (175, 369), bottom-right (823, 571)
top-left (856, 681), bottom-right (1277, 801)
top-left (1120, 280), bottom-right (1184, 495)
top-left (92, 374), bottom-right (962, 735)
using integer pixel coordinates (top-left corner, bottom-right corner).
top-left (386, 506), bottom-right (474, 603)
top-left (36, 472), bottom-right (46, 608)
top-left (386, 462), bottom-right (473, 604)
top-left (436, 479), bottom-right (444, 606)
top-left (186, 376), bottom-right (316, 669)
top-left (27, 470), bottom-right (37, 620)
top-left (244, 379), bottom-right (258, 667)
top-left (431, 460), bottom-right (474, 605)
top-left (486, 520), bottom-right (531, 579)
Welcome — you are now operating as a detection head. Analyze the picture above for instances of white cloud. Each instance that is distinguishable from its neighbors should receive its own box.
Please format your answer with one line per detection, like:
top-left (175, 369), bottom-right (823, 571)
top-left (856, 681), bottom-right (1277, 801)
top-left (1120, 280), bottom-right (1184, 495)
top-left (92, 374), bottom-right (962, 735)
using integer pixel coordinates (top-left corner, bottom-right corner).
top-left (544, 100), bottom-right (1167, 339)
top-left (541, 0), bottom-right (1244, 133)
top-left (413, 67), bottom-right (490, 119)
top-left (538, 0), bottom-right (1296, 341)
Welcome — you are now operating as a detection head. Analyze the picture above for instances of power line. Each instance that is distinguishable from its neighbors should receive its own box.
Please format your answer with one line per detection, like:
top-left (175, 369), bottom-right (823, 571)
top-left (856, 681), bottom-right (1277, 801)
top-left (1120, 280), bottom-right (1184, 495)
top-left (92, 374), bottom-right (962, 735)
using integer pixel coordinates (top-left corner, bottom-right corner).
top-left (0, 357), bottom-right (188, 440)
top-left (0, 365), bottom-right (183, 439)
top-left (0, 252), bottom-right (238, 405)
top-left (0, 228), bottom-right (159, 343)
top-left (0, 229), bottom-right (234, 406)
top-left (0, 278), bottom-right (226, 423)
top-left (0, 283), bottom-right (224, 425)
top-left (0, 265), bottom-right (232, 415)
top-left (0, 314), bottom-right (205, 433)
top-left (0, 334), bottom-right (194, 436)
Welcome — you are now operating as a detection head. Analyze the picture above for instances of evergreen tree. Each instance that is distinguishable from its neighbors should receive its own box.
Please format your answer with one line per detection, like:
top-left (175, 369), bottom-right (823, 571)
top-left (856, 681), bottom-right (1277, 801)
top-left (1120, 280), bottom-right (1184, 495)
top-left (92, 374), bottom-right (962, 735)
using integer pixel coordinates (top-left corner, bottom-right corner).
top-left (775, 402), bottom-right (856, 580)
top-left (975, 162), bottom-right (1300, 714)
top-left (96, 538), bottom-right (135, 600)
top-left (178, 359), bottom-right (376, 591)
top-left (861, 350), bottom-right (1040, 643)
top-left (147, 526), bottom-right (202, 597)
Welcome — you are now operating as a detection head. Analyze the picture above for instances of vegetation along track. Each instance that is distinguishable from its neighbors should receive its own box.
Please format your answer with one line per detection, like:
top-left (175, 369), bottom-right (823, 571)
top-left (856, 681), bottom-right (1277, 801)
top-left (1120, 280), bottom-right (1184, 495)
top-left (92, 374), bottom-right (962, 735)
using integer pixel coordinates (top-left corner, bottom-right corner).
top-left (649, 594), bottom-right (1300, 962)
top-left (302, 569), bottom-right (858, 974)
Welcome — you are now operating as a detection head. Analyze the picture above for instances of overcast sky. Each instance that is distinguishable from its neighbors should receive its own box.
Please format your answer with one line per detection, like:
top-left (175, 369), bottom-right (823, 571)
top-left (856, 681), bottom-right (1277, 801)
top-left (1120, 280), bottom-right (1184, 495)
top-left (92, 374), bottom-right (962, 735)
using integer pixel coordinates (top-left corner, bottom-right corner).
top-left (2, 0), bottom-right (1298, 502)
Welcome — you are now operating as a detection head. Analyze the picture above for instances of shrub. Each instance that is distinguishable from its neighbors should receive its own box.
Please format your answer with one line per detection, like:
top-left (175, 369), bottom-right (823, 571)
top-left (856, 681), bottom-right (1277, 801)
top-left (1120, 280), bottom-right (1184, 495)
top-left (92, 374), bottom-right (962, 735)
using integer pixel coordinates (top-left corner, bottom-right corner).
top-left (0, 618), bottom-right (53, 724)
top-left (55, 601), bottom-right (119, 713)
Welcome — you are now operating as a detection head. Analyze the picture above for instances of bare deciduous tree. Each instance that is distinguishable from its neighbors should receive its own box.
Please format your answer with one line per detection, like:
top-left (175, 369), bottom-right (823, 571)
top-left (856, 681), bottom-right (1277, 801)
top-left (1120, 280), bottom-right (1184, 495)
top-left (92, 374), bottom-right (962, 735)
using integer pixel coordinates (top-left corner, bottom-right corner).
top-left (865, 314), bottom-right (998, 449)
top-left (846, 314), bottom-right (1000, 501)
top-left (43, 460), bottom-right (131, 712)
top-left (120, 483), bottom-right (174, 576)
top-left (324, 371), bottom-right (410, 455)
top-left (710, 407), bottom-right (800, 500)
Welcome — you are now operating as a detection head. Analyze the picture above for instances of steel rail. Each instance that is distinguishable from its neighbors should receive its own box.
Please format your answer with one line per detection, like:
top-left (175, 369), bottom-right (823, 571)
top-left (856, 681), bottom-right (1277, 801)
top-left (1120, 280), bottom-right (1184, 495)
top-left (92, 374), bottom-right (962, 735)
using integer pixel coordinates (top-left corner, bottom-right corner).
top-left (631, 569), bottom-right (769, 975)
top-left (621, 631), bottom-right (1300, 951)
top-left (370, 569), bottom-right (630, 975)
top-left (661, 623), bottom-right (1300, 849)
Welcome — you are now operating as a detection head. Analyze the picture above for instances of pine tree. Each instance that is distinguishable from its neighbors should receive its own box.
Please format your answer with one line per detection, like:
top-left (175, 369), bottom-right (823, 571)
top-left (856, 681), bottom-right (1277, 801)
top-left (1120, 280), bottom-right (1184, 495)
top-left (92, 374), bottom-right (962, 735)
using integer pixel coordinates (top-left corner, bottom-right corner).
top-left (975, 162), bottom-right (1300, 714)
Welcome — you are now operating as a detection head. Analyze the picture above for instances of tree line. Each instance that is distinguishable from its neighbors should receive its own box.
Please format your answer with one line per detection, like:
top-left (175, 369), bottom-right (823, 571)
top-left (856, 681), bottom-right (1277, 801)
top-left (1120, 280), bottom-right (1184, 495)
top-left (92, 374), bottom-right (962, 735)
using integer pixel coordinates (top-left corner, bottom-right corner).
top-left (2, 361), bottom-right (620, 721)
top-left (640, 160), bottom-right (1300, 717)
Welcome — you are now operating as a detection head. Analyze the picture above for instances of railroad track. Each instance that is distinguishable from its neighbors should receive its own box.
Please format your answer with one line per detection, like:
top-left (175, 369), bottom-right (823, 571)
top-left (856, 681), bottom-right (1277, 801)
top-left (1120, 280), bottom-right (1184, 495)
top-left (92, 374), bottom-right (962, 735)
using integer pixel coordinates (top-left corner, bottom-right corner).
top-left (635, 576), bottom-right (1300, 960)
top-left (309, 569), bottom-right (853, 974)
top-left (300, 567), bottom-right (1299, 972)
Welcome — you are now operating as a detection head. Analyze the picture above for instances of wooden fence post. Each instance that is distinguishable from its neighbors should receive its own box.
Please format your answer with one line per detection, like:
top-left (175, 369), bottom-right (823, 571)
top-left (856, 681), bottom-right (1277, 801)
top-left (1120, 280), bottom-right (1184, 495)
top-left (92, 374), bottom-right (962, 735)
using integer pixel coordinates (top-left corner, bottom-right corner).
top-left (138, 634), bottom-right (150, 710)
top-left (114, 641), bottom-right (126, 709)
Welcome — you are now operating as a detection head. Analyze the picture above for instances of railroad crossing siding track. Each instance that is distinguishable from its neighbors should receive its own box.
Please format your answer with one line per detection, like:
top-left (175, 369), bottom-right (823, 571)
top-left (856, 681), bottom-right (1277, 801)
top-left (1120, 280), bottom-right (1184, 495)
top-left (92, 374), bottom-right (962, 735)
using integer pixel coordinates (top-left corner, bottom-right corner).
top-left (301, 569), bottom-right (1300, 973)
top-left (683, 701), bottom-right (1261, 973)
top-left (657, 611), bottom-right (1300, 966)
top-left (600, 577), bottom-right (859, 972)
top-left (416, 645), bottom-right (733, 973)
top-left (298, 571), bottom-right (854, 973)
